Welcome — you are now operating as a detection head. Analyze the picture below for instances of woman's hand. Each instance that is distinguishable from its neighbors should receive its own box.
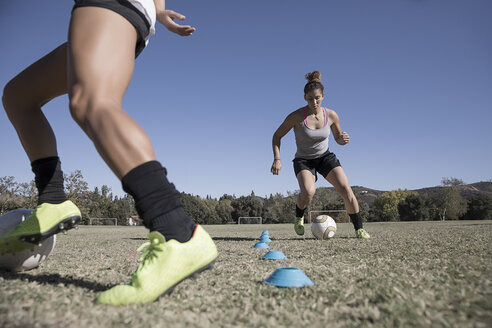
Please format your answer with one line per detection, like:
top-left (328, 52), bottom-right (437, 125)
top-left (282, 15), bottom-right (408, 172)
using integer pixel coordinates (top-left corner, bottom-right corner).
top-left (157, 10), bottom-right (196, 36)
top-left (338, 131), bottom-right (350, 145)
top-left (271, 159), bottom-right (282, 175)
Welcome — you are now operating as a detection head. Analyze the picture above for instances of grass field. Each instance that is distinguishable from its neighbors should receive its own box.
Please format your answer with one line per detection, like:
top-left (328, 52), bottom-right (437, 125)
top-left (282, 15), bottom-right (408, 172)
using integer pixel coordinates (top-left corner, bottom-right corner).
top-left (1, 221), bottom-right (491, 327)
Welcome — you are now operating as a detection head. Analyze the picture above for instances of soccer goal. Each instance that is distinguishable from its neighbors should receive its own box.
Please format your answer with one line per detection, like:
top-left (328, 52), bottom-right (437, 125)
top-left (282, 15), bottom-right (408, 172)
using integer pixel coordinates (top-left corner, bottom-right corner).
top-left (308, 210), bottom-right (347, 224)
top-left (238, 217), bottom-right (262, 224)
top-left (89, 218), bottom-right (118, 226)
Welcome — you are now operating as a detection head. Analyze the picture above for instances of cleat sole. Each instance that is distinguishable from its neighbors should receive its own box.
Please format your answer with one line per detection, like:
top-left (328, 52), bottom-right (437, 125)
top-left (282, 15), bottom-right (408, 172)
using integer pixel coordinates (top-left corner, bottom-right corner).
top-left (19, 215), bottom-right (81, 245)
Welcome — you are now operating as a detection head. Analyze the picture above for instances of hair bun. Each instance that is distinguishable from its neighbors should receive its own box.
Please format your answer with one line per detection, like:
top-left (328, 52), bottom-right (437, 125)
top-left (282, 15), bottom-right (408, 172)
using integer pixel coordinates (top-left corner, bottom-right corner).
top-left (305, 71), bottom-right (322, 83)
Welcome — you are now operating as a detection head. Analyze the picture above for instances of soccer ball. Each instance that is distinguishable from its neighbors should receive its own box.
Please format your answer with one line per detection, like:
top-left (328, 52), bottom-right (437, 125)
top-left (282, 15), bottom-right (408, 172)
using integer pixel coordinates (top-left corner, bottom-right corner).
top-left (0, 209), bottom-right (56, 271)
top-left (311, 215), bottom-right (337, 240)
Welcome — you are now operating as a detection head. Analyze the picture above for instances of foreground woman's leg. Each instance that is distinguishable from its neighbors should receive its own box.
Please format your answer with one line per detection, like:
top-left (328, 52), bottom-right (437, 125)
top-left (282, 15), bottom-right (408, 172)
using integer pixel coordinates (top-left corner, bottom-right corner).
top-left (67, 7), bottom-right (217, 305)
top-left (1, 44), bottom-right (81, 252)
top-left (2, 44), bottom-right (67, 161)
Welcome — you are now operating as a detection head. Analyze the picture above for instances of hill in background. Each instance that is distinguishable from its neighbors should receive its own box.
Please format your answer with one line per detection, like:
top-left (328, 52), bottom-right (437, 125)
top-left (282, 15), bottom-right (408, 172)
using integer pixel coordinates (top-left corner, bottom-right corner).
top-left (317, 181), bottom-right (492, 206)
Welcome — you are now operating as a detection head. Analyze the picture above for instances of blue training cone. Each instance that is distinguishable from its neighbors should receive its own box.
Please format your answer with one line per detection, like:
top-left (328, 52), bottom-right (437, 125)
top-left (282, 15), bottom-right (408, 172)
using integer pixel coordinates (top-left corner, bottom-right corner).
top-left (254, 242), bottom-right (269, 249)
top-left (259, 235), bottom-right (272, 243)
top-left (263, 250), bottom-right (287, 260)
top-left (264, 267), bottom-right (314, 287)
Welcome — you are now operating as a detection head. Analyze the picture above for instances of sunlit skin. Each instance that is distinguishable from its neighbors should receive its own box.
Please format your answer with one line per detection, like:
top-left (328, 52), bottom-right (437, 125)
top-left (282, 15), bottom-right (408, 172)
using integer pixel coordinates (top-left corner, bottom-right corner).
top-left (2, 0), bottom-right (195, 180)
top-left (271, 88), bottom-right (359, 215)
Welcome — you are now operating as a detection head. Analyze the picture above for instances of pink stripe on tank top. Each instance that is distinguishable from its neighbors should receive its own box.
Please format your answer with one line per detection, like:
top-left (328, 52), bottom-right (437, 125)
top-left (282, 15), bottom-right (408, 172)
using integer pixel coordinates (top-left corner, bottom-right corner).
top-left (303, 107), bottom-right (328, 128)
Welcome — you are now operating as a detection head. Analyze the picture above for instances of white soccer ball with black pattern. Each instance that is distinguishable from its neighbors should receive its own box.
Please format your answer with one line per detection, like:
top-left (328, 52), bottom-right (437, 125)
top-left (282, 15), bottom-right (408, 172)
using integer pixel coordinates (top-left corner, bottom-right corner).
top-left (311, 215), bottom-right (337, 240)
top-left (0, 209), bottom-right (56, 271)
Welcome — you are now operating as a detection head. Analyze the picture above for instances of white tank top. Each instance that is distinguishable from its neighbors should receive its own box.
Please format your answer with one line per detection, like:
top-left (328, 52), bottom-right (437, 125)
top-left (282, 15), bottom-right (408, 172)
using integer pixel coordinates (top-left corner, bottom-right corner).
top-left (293, 107), bottom-right (331, 159)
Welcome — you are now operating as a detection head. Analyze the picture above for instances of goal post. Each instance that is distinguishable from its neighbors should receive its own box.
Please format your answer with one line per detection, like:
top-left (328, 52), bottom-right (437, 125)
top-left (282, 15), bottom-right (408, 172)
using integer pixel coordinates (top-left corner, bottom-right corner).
top-left (238, 217), bottom-right (262, 224)
top-left (89, 218), bottom-right (118, 226)
top-left (308, 210), bottom-right (347, 224)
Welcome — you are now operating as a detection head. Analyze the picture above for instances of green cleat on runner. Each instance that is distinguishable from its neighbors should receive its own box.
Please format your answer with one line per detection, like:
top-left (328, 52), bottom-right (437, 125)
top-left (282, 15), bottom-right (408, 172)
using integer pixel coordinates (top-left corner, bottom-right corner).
top-left (0, 200), bottom-right (81, 254)
top-left (96, 224), bottom-right (218, 306)
top-left (294, 216), bottom-right (305, 236)
top-left (356, 228), bottom-right (371, 239)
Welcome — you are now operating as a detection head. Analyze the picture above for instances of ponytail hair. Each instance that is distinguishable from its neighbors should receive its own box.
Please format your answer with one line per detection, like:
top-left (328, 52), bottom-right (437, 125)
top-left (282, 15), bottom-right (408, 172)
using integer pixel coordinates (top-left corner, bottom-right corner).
top-left (304, 71), bottom-right (324, 95)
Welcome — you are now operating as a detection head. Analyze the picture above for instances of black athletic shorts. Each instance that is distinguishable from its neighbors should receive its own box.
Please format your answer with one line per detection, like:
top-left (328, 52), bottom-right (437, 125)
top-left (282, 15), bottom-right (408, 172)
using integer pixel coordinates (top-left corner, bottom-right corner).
top-left (73, 0), bottom-right (151, 57)
top-left (293, 151), bottom-right (341, 181)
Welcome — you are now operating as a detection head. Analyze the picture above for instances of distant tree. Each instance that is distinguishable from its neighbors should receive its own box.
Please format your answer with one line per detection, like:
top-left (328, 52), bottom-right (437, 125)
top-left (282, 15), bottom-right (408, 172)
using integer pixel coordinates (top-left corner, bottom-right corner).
top-left (262, 193), bottom-right (289, 224)
top-left (436, 177), bottom-right (467, 220)
top-left (231, 195), bottom-right (263, 222)
top-left (278, 191), bottom-right (298, 224)
top-left (17, 181), bottom-right (37, 210)
top-left (308, 187), bottom-right (347, 222)
top-left (203, 197), bottom-right (220, 224)
top-left (369, 189), bottom-right (417, 221)
top-left (215, 198), bottom-right (234, 223)
top-left (310, 188), bottom-right (343, 211)
top-left (182, 193), bottom-right (220, 224)
top-left (463, 194), bottom-right (492, 220)
top-left (0, 176), bottom-right (24, 214)
top-left (88, 185), bottom-right (116, 220)
top-left (219, 194), bottom-right (235, 201)
top-left (64, 170), bottom-right (90, 222)
top-left (112, 194), bottom-right (137, 225)
top-left (398, 193), bottom-right (431, 221)
top-left (1, 173), bottom-right (134, 225)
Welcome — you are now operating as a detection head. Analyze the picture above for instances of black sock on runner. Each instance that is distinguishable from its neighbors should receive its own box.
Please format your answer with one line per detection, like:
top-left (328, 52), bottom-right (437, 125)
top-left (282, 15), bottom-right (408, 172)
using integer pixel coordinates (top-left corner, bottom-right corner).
top-left (295, 205), bottom-right (306, 218)
top-left (349, 212), bottom-right (363, 231)
top-left (31, 156), bottom-right (67, 205)
top-left (122, 160), bottom-right (196, 243)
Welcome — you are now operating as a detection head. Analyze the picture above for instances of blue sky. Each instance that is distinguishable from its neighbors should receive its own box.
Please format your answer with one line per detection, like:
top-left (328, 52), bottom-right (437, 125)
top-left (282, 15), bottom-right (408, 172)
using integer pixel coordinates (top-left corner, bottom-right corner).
top-left (1, 0), bottom-right (491, 198)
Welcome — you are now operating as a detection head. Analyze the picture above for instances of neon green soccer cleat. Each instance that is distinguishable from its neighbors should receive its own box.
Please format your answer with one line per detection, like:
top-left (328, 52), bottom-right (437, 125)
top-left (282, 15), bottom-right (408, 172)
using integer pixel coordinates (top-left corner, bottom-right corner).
top-left (294, 216), bottom-right (305, 236)
top-left (356, 229), bottom-right (371, 239)
top-left (0, 200), bottom-right (81, 254)
top-left (96, 224), bottom-right (218, 306)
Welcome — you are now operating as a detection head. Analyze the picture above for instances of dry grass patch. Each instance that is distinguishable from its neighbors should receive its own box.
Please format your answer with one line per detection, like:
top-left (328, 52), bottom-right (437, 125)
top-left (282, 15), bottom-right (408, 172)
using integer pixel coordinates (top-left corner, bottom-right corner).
top-left (1, 221), bottom-right (491, 327)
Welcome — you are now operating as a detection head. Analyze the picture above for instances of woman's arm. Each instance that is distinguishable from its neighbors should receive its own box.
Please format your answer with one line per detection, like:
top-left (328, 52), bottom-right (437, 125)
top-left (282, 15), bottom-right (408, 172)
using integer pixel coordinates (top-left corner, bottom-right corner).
top-left (329, 109), bottom-right (350, 145)
top-left (271, 111), bottom-right (299, 175)
top-left (153, 0), bottom-right (196, 36)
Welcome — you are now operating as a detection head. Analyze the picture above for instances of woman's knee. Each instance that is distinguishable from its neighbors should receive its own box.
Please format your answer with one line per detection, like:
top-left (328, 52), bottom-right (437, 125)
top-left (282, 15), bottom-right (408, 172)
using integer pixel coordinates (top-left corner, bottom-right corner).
top-left (3, 45), bottom-right (68, 114)
top-left (301, 185), bottom-right (316, 201)
top-left (69, 89), bottom-right (118, 128)
top-left (2, 79), bottom-right (24, 113)
top-left (2, 81), bottom-right (14, 112)
top-left (339, 184), bottom-right (356, 201)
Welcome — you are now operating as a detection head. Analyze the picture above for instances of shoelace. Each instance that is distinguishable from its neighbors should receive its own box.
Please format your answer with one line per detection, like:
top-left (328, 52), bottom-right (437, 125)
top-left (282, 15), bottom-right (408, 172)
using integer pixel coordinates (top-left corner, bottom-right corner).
top-left (129, 237), bottom-right (163, 284)
top-left (136, 237), bottom-right (163, 267)
top-left (138, 239), bottom-right (159, 261)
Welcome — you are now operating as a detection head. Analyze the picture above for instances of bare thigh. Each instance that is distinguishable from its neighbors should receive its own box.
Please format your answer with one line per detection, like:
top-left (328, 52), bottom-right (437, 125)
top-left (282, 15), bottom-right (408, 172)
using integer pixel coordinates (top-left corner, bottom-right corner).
top-left (67, 7), bottom-right (136, 106)
top-left (67, 6), bottom-right (156, 178)
top-left (2, 44), bottom-right (68, 160)
top-left (297, 170), bottom-right (316, 194)
top-left (325, 166), bottom-right (350, 190)
top-left (296, 170), bottom-right (316, 208)
top-left (5, 43), bottom-right (68, 108)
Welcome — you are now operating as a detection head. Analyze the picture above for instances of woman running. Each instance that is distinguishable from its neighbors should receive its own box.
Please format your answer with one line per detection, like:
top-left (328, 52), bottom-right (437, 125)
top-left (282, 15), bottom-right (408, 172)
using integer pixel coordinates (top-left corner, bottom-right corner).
top-left (1, 0), bottom-right (217, 305)
top-left (271, 71), bottom-right (370, 239)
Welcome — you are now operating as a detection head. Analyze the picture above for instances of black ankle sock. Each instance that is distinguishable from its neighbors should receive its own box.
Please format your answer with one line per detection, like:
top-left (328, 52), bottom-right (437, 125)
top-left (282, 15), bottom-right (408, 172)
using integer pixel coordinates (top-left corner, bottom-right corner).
top-left (296, 205), bottom-right (306, 218)
top-left (151, 207), bottom-right (197, 243)
top-left (122, 161), bottom-right (196, 243)
top-left (31, 156), bottom-right (67, 205)
top-left (349, 212), bottom-right (363, 231)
